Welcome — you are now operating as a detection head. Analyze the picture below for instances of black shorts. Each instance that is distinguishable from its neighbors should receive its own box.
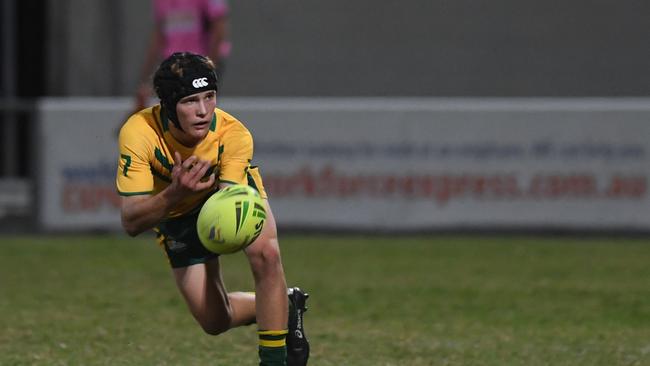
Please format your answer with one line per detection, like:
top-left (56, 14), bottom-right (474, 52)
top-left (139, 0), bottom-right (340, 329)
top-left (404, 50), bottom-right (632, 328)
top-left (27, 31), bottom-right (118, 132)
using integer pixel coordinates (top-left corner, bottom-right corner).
top-left (155, 167), bottom-right (266, 268)
top-left (155, 208), bottom-right (218, 268)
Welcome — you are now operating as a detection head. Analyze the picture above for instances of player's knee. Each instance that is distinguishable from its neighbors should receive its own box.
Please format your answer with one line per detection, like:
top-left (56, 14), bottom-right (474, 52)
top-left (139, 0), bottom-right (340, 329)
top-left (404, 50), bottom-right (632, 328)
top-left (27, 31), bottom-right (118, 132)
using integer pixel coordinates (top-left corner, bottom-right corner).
top-left (201, 323), bottom-right (229, 336)
top-left (194, 306), bottom-right (233, 336)
top-left (198, 315), bottom-right (232, 336)
top-left (247, 238), bottom-right (282, 274)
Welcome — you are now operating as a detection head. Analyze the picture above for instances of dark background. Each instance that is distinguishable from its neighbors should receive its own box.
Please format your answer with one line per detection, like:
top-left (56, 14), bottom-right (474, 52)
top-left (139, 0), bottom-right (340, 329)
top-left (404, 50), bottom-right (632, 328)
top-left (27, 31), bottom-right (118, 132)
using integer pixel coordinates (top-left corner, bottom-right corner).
top-left (5, 0), bottom-right (648, 98)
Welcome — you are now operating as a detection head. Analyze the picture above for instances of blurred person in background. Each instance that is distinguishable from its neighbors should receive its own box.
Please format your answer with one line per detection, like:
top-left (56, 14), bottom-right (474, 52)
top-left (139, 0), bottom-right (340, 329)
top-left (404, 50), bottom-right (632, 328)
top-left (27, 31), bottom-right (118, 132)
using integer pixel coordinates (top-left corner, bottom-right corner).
top-left (118, 52), bottom-right (309, 366)
top-left (134, 0), bottom-right (231, 111)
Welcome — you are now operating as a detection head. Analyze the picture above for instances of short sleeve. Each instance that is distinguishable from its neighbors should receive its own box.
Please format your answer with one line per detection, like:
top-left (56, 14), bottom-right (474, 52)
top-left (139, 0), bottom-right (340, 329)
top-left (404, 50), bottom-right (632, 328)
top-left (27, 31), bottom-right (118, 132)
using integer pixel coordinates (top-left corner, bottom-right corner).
top-left (219, 123), bottom-right (253, 185)
top-left (116, 118), bottom-right (155, 196)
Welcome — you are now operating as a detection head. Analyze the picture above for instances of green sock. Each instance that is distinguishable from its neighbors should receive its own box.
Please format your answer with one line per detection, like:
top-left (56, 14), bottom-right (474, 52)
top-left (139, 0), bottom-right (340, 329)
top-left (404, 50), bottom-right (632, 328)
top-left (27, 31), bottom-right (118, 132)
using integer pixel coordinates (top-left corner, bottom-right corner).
top-left (258, 329), bottom-right (288, 366)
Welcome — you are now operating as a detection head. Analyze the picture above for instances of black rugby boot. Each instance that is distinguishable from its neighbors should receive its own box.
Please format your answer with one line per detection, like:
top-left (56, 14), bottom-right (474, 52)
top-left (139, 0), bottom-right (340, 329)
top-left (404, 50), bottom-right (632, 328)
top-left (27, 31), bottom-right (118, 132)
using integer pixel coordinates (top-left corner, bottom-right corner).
top-left (287, 287), bottom-right (310, 366)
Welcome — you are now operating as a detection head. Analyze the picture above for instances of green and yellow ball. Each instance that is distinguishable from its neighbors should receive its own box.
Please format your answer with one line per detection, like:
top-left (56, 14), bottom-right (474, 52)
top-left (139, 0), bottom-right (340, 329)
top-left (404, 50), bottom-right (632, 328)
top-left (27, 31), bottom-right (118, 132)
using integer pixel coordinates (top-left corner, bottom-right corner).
top-left (197, 185), bottom-right (267, 254)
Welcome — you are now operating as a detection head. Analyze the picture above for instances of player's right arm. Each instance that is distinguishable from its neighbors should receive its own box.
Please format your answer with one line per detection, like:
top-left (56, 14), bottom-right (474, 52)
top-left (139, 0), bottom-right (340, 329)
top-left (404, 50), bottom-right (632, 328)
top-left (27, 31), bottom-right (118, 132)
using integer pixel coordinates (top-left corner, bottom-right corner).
top-left (120, 152), bottom-right (215, 236)
top-left (117, 118), bottom-right (215, 236)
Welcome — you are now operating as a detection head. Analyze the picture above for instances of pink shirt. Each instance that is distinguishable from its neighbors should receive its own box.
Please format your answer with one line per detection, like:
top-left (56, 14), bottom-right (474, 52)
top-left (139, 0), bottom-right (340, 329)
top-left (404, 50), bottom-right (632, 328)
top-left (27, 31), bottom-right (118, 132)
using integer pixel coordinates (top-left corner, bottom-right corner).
top-left (154, 0), bottom-right (231, 59)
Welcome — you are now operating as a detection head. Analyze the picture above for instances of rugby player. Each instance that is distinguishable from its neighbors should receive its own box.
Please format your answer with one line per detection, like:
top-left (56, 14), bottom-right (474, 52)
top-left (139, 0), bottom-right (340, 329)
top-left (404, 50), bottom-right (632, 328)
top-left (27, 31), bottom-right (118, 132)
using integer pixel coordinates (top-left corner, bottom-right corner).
top-left (116, 52), bottom-right (309, 366)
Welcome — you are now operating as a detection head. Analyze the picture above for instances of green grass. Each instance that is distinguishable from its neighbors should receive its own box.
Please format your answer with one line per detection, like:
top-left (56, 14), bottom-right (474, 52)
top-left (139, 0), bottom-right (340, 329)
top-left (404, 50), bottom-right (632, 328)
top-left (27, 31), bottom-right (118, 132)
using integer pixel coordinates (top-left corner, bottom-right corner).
top-left (1, 234), bottom-right (649, 365)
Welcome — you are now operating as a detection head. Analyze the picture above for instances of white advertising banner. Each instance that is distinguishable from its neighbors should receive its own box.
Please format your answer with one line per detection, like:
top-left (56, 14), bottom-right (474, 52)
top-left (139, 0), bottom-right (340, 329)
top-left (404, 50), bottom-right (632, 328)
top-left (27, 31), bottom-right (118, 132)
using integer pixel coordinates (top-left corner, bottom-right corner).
top-left (38, 98), bottom-right (128, 230)
top-left (38, 98), bottom-right (650, 231)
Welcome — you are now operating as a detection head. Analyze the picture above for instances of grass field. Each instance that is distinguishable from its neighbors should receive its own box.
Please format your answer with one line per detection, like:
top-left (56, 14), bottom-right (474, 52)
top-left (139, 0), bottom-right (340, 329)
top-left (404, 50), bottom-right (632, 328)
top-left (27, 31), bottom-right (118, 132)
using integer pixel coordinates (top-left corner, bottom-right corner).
top-left (1, 234), bottom-right (649, 365)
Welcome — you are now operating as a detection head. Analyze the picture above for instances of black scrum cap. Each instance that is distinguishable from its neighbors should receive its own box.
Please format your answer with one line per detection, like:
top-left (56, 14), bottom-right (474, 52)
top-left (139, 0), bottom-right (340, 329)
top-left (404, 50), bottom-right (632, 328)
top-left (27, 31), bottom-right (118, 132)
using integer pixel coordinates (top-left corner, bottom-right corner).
top-left (153, 52), bottom-right (218, 129)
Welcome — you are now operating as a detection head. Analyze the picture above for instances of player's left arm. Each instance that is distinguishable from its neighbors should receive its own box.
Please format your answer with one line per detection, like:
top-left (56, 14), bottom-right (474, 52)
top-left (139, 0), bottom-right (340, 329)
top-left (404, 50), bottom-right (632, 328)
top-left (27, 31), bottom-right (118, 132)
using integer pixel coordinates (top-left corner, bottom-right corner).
top-left (219, 123), bottom-right (254, 186)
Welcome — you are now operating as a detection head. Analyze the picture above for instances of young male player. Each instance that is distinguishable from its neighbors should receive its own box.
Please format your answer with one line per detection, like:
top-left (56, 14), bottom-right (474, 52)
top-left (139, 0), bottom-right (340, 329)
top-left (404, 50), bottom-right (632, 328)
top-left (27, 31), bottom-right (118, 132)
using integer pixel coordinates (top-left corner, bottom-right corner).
top-left (116, 52), bottom-right (309, 366)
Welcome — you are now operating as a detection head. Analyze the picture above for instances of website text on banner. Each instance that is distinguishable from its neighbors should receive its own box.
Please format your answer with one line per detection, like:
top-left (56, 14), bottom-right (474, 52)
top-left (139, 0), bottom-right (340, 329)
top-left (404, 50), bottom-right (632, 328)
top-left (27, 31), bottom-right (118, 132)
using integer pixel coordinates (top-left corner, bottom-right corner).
top-left (38, 98), bottom-right (650, 231)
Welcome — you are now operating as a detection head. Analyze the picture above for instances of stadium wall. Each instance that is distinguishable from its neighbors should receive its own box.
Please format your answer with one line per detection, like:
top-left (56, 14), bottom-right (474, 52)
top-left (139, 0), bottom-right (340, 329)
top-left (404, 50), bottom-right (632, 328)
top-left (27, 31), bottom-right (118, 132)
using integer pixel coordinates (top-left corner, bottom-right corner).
top-left (45, 1), bottom-right (650, 97)
top-left (37, 97), bottom-right (650, 232)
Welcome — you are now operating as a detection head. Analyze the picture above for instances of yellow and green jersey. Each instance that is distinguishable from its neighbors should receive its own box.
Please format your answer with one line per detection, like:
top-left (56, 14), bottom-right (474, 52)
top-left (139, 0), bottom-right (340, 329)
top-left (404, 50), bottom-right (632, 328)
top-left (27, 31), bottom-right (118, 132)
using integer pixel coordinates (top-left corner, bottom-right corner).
top-left (116, 105), bottom-right (266, 218)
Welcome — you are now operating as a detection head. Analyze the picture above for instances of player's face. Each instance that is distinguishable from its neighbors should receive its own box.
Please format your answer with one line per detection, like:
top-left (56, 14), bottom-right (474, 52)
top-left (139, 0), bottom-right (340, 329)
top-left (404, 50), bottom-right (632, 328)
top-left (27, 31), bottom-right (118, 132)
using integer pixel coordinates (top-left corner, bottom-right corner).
top-left (175, 90), bottom-right (217, 141)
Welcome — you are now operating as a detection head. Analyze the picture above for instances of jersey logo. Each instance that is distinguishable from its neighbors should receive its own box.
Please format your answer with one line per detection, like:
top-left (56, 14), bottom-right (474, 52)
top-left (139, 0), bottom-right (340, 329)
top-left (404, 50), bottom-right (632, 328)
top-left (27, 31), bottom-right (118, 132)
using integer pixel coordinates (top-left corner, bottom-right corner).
top-left (165, 239), bottom-right (187, 252)
top-left (192, 77), bottom-right (209, 88)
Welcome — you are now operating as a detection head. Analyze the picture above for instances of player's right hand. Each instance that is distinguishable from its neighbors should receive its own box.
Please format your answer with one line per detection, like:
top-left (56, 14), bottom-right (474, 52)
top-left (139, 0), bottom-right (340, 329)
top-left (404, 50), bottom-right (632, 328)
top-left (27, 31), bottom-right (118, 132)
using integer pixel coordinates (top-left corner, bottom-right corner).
top-left (169, 151), bottom-right (216, 197)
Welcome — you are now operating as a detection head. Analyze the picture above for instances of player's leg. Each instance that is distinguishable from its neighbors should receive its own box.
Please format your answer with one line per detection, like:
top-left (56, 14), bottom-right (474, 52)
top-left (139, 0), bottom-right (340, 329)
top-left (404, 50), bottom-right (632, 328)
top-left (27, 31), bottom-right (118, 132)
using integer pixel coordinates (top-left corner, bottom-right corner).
top-left (244, 168), bottom-right (309, 365)
top-left (245, 202), bottom-right (287, 329)
top-left (244, 201), bottom-right (290, 365)
top-left (172, 258), bottom-right (257, 335)
top-left (157, 209), bottom-right (257, 334)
